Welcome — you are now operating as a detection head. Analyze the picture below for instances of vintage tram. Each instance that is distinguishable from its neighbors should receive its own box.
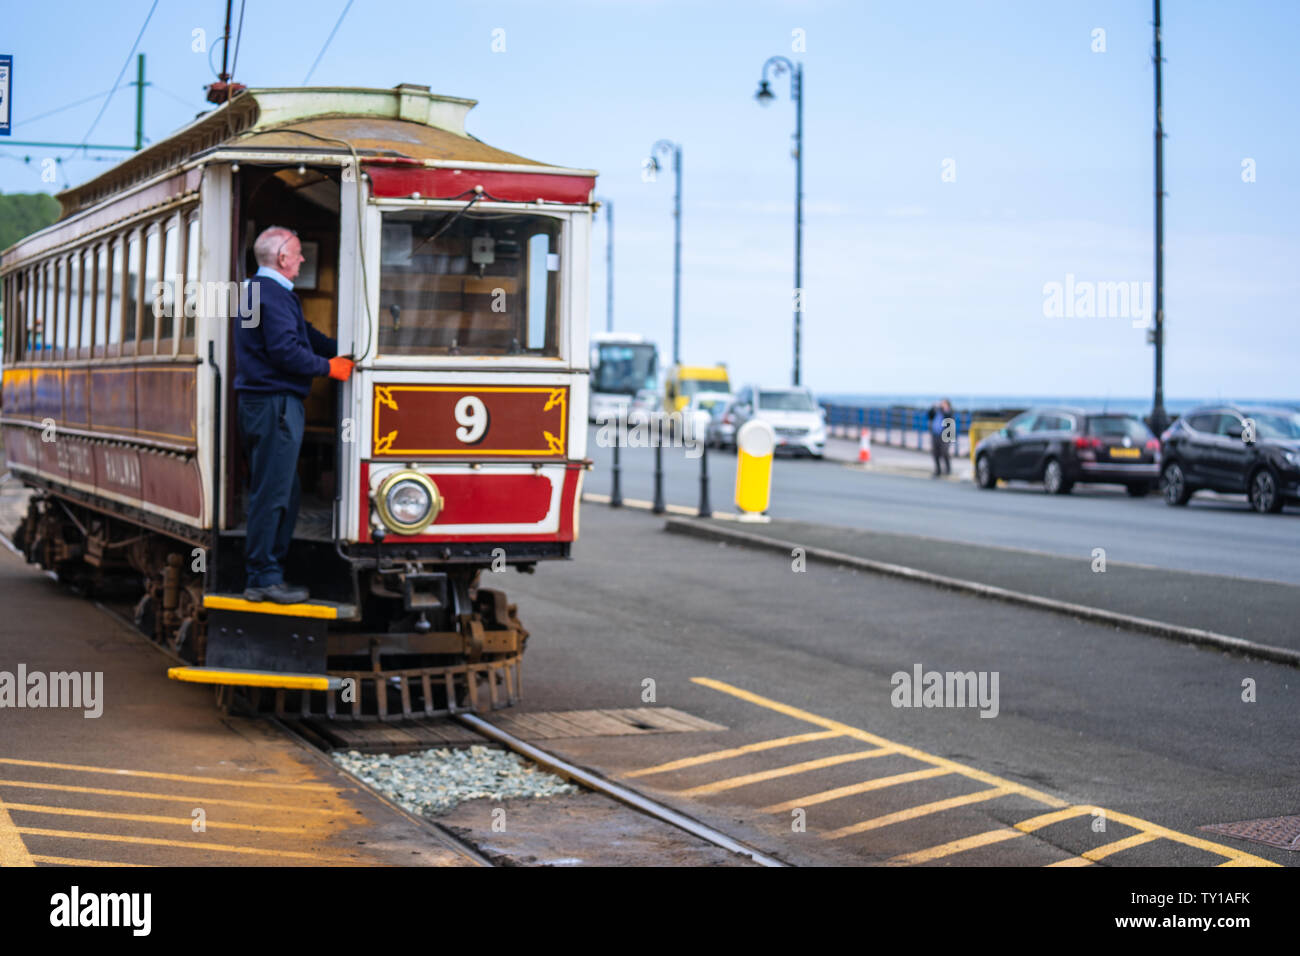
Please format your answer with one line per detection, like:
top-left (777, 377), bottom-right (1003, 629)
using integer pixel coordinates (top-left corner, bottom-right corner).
top-left (0, 84), bottom-right (595, 717)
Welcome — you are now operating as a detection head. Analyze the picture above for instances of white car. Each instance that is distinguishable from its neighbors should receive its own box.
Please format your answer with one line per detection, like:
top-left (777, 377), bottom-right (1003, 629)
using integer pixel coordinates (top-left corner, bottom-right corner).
top-left (684, 392), bottom-right (734, 445)
top-left (730, 385), bottom-right (827, 457)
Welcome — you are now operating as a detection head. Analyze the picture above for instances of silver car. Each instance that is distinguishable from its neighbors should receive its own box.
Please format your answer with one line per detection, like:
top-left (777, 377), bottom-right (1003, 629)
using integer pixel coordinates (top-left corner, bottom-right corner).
top-left (728, 385), bottom-right (827, 458)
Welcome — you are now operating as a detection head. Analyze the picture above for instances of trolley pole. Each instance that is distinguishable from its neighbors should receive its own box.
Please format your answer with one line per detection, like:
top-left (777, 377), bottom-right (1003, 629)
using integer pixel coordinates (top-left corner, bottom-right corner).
top-left (133, 54), bottom-right (147, 151)
top-left (698, 439), bottom-right (712, 519)
top-left (755, 56), bottom-right (805, 386)
top-left (611, 438), bottom-right (623, 508)
top-left (1149, 0), bottom-right (1168, 435)
top-left (652, 417), bottom-right (666, 515)
top-left (649, 140), bottom-right (683, 365)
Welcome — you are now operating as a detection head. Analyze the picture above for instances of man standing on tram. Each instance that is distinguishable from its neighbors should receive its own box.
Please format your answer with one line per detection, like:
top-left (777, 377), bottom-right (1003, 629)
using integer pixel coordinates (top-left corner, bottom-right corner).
top-left (235, 225), bottom-right (354, 603)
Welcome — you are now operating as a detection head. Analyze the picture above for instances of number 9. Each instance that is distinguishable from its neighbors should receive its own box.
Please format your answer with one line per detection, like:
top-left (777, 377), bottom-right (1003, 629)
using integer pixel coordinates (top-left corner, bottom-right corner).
top-left (454, 396), bottom-right (489, 444)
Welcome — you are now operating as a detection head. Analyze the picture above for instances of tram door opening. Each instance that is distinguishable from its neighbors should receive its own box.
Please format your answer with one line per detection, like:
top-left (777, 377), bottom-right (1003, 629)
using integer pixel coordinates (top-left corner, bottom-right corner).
top-left (227, 166), bottom-right (344, 551)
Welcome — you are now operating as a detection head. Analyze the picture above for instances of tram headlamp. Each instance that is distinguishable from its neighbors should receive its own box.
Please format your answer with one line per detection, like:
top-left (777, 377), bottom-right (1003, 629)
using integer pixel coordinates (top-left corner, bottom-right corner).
top-left (374, 470), bottom-right (441, 535)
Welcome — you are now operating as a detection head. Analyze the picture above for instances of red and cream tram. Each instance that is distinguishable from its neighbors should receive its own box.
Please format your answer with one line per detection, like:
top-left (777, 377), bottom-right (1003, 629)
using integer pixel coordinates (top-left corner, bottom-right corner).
top-left (0, 84), bottom-right (595, 716)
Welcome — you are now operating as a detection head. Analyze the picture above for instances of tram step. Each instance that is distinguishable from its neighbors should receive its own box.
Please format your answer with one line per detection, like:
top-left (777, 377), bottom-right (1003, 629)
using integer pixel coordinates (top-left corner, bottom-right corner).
top-left (167, 666), bottom-right (343, 691)
top-left (202, 593), bottom-right (358, 620)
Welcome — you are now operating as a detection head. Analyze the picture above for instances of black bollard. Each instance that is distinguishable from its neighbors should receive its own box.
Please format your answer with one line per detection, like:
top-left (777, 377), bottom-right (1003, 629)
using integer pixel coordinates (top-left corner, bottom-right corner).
top-left (698, 437), bottom-right (712, 518)
top-left (652, 415), bottom-right (666, 515)
top-left (611, 436), bottom-right (623, 508)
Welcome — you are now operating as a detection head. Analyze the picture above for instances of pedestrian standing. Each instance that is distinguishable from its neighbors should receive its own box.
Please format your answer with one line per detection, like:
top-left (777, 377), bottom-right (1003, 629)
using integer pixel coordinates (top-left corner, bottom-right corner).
top-left (928, 398), bottom-right (953, 476)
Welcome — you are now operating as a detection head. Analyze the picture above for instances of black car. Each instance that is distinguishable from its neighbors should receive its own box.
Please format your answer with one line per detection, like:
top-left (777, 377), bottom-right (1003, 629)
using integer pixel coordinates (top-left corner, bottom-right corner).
top-left (1159, 404), bottom-right (1300, 513)
top-left (974, 407), bottom-right (1160, 495)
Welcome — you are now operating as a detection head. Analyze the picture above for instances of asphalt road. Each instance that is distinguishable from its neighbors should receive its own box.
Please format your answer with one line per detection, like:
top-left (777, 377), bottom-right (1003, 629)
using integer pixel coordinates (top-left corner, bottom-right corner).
top-left (585, 426), bottom-right (1300, 585)
top-left (505, 504), bottom-right (1300, 866)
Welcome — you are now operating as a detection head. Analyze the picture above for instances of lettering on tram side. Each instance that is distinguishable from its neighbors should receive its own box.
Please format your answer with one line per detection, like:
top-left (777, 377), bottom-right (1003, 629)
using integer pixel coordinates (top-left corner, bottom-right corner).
top-left (55, 439), bottom-right (95, 481)
top-left (0, 665), bottom-right (103, 718)
top-left (49, 886), bottom-right (151, 936)
top-left (102, 448), bottom-right (142, 491)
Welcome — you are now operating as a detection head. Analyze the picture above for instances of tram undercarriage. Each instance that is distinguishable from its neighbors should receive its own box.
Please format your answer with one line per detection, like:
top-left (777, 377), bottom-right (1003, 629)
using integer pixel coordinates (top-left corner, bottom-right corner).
top-left (13, 490), bottom-right (534, 719)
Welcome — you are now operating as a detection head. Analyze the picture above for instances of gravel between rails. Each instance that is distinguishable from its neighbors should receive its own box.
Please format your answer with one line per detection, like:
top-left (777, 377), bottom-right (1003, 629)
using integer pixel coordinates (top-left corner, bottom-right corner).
top-left (332, 746), bottom-right (581, 816)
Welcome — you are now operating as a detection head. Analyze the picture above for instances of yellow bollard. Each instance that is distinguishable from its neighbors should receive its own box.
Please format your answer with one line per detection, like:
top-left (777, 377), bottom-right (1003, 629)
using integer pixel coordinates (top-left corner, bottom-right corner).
top-left (734, 420), bottom-right (775, 521)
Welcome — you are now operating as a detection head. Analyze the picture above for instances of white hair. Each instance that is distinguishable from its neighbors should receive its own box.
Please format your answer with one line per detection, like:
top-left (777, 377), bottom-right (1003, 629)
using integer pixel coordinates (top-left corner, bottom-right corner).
top-left (253, 226), bottom-right (296, 267)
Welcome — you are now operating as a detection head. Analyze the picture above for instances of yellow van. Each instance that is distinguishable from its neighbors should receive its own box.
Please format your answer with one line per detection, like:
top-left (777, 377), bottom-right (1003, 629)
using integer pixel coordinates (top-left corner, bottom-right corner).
top-left (665, 364), bottom-right (731, 413)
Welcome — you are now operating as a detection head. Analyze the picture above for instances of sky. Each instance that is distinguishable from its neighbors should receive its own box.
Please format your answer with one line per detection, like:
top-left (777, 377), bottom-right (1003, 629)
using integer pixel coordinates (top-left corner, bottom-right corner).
top-left (2, 0), bottom-right (1297, 401)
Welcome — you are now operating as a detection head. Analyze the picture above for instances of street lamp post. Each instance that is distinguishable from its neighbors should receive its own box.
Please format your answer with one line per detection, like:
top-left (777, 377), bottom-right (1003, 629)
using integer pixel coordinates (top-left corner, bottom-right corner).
top-left (755, 56), bottom-right (804, 387)
top-left (595, 196), bottom-right (615, 331)
top-left (647, 140), bottom-right (683, 366)
top-left (1149, 0), bottom-right (1168, 435)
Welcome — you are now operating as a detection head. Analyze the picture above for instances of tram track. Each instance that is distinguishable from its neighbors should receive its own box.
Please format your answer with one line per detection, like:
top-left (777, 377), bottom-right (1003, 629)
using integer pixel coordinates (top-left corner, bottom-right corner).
top-left (3, 523), bottom-right (784, 867)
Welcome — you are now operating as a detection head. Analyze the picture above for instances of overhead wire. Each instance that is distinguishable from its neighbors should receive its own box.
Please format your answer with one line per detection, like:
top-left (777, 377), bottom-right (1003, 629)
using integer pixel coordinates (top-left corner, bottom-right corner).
top-left (67, 0), bottom-right (160, 161)
top-left (303, 0), bottom-right (355, 84)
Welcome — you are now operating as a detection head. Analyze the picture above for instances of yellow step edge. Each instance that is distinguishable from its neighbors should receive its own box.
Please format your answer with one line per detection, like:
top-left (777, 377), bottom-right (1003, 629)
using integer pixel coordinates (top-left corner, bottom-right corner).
top-left (202, 594), bottom-right (342, 619)
top-left (167, 667), bottom-right (341, 691)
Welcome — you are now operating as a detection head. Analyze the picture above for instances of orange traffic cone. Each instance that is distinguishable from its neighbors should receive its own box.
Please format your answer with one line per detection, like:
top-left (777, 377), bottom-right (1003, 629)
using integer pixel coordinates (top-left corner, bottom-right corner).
top-left (858, 429), bottom-right (872, 463)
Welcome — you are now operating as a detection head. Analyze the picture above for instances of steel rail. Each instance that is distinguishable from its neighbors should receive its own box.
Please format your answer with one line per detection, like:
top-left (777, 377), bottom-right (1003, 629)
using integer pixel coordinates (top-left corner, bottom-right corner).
top-left (455, 711), bottom-right (788, 867)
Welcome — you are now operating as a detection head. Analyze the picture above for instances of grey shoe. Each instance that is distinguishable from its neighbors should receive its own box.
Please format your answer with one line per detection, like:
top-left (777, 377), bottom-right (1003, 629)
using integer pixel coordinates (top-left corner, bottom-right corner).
top-left (244, 582), bottom-right (309, 604)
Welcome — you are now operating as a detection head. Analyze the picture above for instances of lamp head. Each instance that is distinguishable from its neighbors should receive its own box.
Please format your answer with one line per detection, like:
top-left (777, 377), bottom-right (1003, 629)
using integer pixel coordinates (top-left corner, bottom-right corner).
top-left (755, 79), bottom-right (775, 106)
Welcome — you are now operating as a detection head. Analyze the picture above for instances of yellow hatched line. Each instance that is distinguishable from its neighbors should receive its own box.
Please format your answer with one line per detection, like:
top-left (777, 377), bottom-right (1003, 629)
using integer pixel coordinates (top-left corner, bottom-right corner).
top-left (0, 795), bottom-right (35, 867)
top-left (4, 802), bottom-right (316, 834)
top-left (694, 678), bottom-right (1281, 866)
top-left (691, 678), bottom-right (1068, 808)
top-left (1047, 856), bottom-right (1096, 867)
top-left (1015, 805), bottom-right (1100, 833)
top-left (16, 827), bottom-right (365, 864)
top-left (1083, 831), bottom-right (1161, 861)
top-left (675, 748), bottom-right (893, 797)
top-left (624, 731), bottom-right (843, 779)
top-left (823, 786), bottom-right (1015, 841)
top-left (0, 758), bottom-right (338, 792)
top-left (0, 779), bottom-right (342, 814)
top-left (761, 767), bottom-right (952, 813)
top-left (33, 855), bottom-right (152, 867)
top-left (888, 828), bottom-right (1024, 865)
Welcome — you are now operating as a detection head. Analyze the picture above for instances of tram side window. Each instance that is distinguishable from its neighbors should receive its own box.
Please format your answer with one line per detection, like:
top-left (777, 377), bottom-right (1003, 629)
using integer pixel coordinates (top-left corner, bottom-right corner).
top-left (123, 233), bottom-right (140, 356)
top-left (67, 255), bottom-right (81, 358)
top-left (159, 220), bottom-right (179, 354)
top-left (140, 228), bottom-right (159, 355)
top-left (106, 241), bottom-right (122, 356)
top-left (38, 262), bottom-right (50, 361)
top-left (81, 249), bottom-right (95, 359)
top-left (377, 210), bottom-right (562, 357)
top-left (180, 217), bottom-right (198, 351)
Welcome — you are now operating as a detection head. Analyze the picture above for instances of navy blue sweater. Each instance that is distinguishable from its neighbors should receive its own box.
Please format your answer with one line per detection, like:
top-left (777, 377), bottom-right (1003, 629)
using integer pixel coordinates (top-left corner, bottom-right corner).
top-left (234, 275), bottom-right (336, 397)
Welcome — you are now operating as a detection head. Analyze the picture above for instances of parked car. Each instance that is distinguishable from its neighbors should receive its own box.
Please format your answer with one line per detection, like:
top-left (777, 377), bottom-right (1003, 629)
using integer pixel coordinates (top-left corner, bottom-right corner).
top-left (684, 392), bottom-right (734, 445)
top-left (729, 385), bottom-right (827, 458)
top-left (707, 399), bottom-right (740, 450)
top-left (974, 408), bottom-right (1160, 495)
top-left (1159, 404), bottom-right (1300, 513)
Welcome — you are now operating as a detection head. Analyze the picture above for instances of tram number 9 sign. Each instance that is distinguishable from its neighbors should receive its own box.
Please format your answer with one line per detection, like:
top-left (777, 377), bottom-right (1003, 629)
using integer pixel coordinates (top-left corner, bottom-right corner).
top-left (372, 385), bottom-right (568, 458)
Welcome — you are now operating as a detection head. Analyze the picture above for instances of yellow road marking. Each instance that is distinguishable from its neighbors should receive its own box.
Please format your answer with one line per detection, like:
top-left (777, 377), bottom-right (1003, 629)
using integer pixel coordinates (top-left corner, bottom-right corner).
top-left (0, 795), bottom-right (35, 867)
top-left (0, 779), bottom-right (342, 814)
top-left (1093, 807), bottom-right (1276, 867)
top-left (1083, 831), bottom-right (1162, 861)
top-left (0, 758), bottom-right (338, 792)
top-left (16, 827), bottom-right (366, 863)
top-left (4, 802), bottom-right (318, 834)
top-left (761, 767), bottom-right (952, 813)
top-left (675, 749), bottom-right (893, 797)
top-left (822, 786), bottom-right (1015, 840)
top-left (692, 678), bottom-right (1068, 808)
top-left (1015, 805), bottom-right (1101, 833)
top-left (32, 855), bottom-right (152, 867)
top-left (1047, 856), bottom-right (1096, 866)
top-left (888, 827), bottom-right (1024, 865)
top-left (693, 677), bottom-right (1280, 866)
top-left (624, 731), bottom-right (843, 778)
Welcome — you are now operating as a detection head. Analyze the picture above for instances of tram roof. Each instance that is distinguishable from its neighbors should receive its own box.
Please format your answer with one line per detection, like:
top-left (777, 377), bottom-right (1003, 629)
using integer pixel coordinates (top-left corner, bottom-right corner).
top-left (54, 84), bottom-right (596, 219)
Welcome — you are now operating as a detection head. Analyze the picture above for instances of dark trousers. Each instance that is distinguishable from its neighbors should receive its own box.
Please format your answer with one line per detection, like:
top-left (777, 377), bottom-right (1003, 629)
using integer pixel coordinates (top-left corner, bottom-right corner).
top-left (931, 430), bottom-right (951, 474)
top-left (237, 392), bottom-right (304, 588)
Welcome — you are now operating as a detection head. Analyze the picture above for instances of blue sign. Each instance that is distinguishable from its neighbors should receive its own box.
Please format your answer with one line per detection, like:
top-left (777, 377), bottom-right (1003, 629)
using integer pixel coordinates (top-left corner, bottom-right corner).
top-left (0, 56), bottom-right (11, 136)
